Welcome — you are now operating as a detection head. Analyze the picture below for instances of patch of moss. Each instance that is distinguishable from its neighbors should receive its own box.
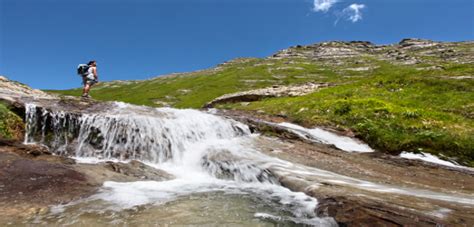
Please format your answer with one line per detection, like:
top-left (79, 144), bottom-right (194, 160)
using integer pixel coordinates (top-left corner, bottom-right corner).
top-left (0, 104), bottom-right (24, 140)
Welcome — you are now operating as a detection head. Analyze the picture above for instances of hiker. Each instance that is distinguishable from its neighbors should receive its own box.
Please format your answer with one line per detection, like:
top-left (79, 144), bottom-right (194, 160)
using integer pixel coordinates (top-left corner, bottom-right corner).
top-left (81, 60), bottom-right (99, 98)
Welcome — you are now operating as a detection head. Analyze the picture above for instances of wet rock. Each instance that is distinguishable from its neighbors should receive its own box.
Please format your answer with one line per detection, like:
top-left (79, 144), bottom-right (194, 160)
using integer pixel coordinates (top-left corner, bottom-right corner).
top-left (315, 196), bottom-right (443, 226)
top-left (0, 138), bottom-right (175, 219)
top-left (0, 139), bottom-right (64, 162)
top-left (202, 150), bottom-right (279, 183)
top-left (0, 140), bottom-right (97, 217)
top-left (104, 160), bottom-right (174, 181)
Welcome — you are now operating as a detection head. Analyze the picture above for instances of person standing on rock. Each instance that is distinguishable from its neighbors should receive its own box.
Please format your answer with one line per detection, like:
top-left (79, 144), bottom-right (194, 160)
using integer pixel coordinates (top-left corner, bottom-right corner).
top-left (82, 60), bottom-right (99, 98)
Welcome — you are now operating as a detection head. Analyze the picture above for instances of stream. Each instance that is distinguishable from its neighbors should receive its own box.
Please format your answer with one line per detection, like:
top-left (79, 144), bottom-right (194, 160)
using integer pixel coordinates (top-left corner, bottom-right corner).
top-left (20, 101), bottom-right (474, 226)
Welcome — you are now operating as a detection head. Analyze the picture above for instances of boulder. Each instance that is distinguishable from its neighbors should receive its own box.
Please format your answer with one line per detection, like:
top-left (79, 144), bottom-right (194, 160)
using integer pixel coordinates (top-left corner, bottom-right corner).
top-left (204, 82), bottom-right (331, 108)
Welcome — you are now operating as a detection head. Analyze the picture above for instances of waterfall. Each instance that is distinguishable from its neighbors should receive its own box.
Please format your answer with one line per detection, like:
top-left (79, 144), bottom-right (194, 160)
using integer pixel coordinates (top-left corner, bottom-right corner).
top-left (23, 102), bottom-right (283, 183)
top-left (25, 103), bottom-right (249, 162)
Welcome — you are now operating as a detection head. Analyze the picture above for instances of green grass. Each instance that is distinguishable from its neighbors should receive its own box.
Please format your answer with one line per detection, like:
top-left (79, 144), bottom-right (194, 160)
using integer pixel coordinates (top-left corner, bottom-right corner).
top-left (220, 63), bottom-right (474, 166)
top-left (0, 104), bottom-right (24, 140)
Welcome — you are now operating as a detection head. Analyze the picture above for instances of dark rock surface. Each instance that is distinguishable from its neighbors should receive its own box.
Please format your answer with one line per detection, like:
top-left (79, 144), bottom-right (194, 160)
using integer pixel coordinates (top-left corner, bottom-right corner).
top-left (0, 139), bottom-right (94, 218)
top-left (0, 139), bottom-right (173, 219)
top-left (314, 196), bottom-right (442, 226)
top-left (103, 160), bottom-right (174, 181)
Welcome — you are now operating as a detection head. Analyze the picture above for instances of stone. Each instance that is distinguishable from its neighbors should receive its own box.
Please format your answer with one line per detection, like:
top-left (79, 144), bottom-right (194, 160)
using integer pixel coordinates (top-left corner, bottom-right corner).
top-left (103, 160), bottom-right (174, 181)
top-left (204, 82), bottom-right (332, 108)
top-left (399, 38), bottom-right (439, 49)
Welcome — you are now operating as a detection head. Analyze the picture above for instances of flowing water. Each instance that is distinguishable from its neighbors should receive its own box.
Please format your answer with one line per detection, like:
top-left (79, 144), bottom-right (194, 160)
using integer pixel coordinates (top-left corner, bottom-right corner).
top-left (23, 102), bottom-right (337, 226)
top-left (22, 101), bottom-right (474, 226)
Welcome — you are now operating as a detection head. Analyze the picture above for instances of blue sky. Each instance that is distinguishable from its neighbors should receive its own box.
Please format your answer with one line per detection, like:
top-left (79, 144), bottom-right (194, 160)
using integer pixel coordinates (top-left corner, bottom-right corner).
top-left (1, 0), bottom-right (473, 89)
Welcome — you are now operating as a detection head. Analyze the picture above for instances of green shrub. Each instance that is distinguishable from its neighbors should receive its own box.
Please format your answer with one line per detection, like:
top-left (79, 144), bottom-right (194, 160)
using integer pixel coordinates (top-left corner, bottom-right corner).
top-left (0, 104), bottom-right (24, 140)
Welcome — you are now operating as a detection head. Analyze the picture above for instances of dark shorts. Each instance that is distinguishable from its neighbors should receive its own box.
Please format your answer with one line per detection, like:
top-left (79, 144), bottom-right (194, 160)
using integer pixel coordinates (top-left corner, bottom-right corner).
top-left (82, 75), bottom-right (98, 85)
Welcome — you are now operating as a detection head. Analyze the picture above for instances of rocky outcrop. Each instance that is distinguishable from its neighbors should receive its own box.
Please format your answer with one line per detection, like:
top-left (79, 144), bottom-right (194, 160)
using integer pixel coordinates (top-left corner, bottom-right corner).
top-left (399, 38), bottom-right (439, 49)
top-left (204, 82), bottom-right (331, 108)
top-left (382, 49), bottom-right (420, 65)
top-left (269, 38), bottom-right (474, 65)
top-left (0, 76), bottom-right (56, 101)
top-left (271, 41), bottom-right (374, 60)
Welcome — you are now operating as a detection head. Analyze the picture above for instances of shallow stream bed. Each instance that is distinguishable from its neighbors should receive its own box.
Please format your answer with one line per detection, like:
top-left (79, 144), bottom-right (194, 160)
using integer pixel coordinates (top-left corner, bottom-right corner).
top-left (18, 192), bottom-right (327, 226)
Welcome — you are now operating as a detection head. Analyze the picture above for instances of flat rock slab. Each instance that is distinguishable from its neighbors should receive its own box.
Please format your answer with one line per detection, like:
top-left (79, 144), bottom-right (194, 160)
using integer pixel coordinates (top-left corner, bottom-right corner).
top-left (204, 82), bottom-right (331, 108)
top-left (0, 140), bottom-right (95, 219)
top-left (0, 139), bottom-right (174, 221)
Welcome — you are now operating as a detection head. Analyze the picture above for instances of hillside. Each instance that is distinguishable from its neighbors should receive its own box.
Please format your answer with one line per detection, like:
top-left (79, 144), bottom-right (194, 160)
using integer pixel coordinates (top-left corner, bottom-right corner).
top-left (49, 38), bottom-right (474, 166)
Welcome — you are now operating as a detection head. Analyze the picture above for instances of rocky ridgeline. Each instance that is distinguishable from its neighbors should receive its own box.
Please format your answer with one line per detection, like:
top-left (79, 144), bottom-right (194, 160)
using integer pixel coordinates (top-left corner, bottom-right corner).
top-left (0, 76), bottom-right (56, 101)
top-left (204, 82), bottom-right (331, 108)
top-left (270, 38), bottom-right (474, 65)
top-left (271, 41), bottom-right (375, 60)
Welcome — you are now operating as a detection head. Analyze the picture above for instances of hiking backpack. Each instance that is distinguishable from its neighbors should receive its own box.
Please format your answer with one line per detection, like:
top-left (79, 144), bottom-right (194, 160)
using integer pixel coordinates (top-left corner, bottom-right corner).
top-left (77, 64), bottom-right (90, 76)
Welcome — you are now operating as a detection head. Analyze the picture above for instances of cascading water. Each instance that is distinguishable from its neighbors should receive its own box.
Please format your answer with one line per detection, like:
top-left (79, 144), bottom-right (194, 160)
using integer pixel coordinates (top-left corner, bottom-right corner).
top-left (25, 103), bottom-right (249, 162)
top-left (24, 102), bottom-right (337, 225)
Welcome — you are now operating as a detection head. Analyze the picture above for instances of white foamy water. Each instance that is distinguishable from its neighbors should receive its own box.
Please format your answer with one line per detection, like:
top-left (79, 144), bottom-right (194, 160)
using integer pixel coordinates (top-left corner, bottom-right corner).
top-left (277, 122), bottom-right (373, 153)
top-left (400, 151), bottom-right (473, 170)
top-left (73, 156), bottom-right (128, 164)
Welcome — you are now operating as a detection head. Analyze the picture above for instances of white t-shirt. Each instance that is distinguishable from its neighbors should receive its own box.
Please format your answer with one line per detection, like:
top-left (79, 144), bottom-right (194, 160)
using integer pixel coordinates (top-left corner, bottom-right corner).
top-left (86, 67), bottom-right (95, 80)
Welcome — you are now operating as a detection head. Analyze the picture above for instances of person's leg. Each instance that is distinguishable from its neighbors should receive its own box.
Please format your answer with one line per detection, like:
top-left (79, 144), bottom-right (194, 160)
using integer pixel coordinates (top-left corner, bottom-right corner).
top-left (82, 84), bottom-right (91, 97)
top-left (82, 77), bottom-right (87, 96)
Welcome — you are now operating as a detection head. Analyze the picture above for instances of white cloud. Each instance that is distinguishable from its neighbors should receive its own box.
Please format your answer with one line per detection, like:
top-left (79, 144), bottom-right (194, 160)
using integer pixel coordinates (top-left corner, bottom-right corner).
top-left (313, 0), bottom-right (338, 12)
top-left (342, 3), bottom-right (365, 22)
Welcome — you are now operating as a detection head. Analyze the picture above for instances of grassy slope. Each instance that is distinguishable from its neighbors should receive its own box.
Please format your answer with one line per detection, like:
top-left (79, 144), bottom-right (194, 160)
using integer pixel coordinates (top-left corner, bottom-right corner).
top-left (221, 63), bottom-right (474, 166)
top-left (49, 58), bottom-right (342, 108)
top-left (48, 42), bottom-right (474, 166)
top-left (0, 104), bottom-right (24, 140)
